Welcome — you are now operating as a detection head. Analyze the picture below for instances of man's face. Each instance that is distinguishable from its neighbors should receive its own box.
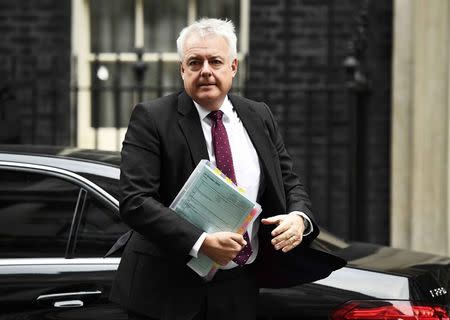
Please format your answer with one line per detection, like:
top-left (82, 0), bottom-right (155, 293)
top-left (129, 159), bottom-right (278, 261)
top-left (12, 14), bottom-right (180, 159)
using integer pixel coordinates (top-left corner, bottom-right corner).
top-left (181, 35), bottom-right (238, 110)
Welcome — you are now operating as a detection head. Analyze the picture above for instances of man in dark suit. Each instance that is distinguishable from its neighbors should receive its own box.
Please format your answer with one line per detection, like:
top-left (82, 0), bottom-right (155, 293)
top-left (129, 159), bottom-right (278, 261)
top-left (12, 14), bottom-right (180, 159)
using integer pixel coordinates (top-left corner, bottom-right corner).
top-left (110, 18), bottom-right (344, 320)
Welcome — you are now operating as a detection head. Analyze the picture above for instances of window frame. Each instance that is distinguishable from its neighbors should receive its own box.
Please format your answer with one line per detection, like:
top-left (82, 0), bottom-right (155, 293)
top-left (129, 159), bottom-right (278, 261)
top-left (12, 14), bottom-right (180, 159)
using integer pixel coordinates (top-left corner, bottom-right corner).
top-left (71, 191), bottom-right (128, 258)
top-left (72, 0), bottom-right (250, 150)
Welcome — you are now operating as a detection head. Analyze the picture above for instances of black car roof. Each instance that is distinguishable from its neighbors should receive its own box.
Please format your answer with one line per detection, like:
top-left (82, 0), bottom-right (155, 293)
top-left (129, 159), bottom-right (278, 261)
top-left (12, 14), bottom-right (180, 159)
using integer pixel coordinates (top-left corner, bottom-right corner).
top-left (0, 144), bottom-right (120, 167)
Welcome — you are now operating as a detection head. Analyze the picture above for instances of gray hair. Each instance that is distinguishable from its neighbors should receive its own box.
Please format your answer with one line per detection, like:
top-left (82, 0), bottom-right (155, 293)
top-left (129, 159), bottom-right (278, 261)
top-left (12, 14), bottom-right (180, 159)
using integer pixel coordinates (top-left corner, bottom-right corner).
top-left (176, 18), bottom-right (237, 61)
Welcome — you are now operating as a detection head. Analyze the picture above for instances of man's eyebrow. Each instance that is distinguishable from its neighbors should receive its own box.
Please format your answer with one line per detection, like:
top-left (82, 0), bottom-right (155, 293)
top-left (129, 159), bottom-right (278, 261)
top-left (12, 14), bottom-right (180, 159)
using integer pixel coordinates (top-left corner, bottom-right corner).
top-left (185, 54), bottom-right (224, 60)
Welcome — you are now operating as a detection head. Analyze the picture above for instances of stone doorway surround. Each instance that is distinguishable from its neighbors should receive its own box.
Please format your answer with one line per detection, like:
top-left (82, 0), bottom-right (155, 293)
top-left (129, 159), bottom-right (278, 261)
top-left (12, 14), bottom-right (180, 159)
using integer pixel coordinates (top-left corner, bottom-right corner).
top-left (391, 0), bottom-right (450, 255)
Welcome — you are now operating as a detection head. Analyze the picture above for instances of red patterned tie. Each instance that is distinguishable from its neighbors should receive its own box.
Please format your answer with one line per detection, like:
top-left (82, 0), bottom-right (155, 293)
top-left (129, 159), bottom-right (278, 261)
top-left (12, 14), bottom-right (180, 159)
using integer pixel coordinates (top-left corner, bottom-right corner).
top-left (208, 110), bottom-right (253, 265)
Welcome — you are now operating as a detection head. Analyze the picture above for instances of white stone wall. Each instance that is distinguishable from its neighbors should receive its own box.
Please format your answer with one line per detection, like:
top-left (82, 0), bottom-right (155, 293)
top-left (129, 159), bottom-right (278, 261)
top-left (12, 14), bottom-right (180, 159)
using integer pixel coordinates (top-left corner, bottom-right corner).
top-left (391, 0), bottom-right (450, 256)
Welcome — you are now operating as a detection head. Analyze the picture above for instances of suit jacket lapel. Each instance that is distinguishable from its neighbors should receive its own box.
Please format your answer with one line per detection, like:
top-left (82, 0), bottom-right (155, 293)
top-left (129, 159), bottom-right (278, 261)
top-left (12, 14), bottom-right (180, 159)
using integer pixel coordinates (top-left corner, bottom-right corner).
top-left (177, 91), bottom-right (209, 166)
top-left (228, 95), bottom-right (283, 205)
top-left (177, 92), bottom-right (283, 208)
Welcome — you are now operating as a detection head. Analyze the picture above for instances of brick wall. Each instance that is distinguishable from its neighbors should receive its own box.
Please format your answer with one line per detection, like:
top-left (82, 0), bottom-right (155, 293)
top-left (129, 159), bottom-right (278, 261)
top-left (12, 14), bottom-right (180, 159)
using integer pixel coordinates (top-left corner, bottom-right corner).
top-left (0, 0), bottom-right (71, 145)
top-left (247, 0), bottom-right (392, 244)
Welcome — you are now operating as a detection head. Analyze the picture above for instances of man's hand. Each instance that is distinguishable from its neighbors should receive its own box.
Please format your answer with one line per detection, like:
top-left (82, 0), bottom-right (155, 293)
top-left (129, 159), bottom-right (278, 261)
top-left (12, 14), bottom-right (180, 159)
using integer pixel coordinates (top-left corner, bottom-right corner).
top-left (261, 214), bottom-right (305, 253)
top-left (199, 232), bottom-right (246, 266)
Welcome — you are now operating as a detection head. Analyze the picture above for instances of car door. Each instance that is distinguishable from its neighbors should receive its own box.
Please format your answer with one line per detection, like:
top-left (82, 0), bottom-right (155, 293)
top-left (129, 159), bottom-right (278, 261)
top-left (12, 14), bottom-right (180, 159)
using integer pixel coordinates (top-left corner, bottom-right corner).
top-left (0, 163), bottom-right (127, 320)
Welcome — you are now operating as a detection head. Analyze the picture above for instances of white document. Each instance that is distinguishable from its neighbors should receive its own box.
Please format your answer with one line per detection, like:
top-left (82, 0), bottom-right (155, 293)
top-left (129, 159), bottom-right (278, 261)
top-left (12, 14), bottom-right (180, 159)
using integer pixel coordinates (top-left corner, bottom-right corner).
top-left (170, 160), bottom-right (262, 278)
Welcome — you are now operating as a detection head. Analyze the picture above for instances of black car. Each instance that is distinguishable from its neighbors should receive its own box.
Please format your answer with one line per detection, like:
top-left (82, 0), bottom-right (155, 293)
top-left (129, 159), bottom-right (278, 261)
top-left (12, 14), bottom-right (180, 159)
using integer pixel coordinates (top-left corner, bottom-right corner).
top-left (0, 145), bottom-right (448, 320)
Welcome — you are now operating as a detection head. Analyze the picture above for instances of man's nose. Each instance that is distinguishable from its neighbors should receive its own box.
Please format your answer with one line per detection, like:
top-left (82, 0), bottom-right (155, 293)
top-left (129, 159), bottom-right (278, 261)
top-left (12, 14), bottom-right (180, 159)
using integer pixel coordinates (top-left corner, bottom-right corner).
top-left (200, 60), bottom-right (212, 76)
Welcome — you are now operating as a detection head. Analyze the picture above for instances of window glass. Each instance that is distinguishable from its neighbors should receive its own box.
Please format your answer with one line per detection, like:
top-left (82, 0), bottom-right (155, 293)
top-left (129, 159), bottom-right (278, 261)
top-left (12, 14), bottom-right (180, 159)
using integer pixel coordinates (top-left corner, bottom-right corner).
top-left (143, 61), bottom-right (183, 100)
top-left (91, 62), bottom-right (136, 127)
top-left (91, 61), bottom-right (183, 127)
top-left (74, 194), bottom-right (128, 257)
top-left (0, 169), bottom-right (79, 258)
top-left (197, 0), bottom-right (241, 50)
top-left (90, 0), bottom-right (135, 52)
top-left (143, 0), bottom-right (187, 52)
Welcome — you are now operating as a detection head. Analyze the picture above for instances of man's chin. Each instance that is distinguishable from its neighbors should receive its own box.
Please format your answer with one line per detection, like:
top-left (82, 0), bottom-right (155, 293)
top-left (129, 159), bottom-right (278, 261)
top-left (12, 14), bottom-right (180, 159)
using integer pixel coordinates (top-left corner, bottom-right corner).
top-left (197, 86), bottom-right (218, 95)
top-left (194, 94), bottom-right (225, 109)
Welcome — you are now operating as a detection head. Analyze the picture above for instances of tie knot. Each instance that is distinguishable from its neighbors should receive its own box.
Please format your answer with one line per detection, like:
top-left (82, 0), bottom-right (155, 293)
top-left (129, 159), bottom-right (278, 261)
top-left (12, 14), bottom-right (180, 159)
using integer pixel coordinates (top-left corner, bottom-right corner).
top-left (208, 110), bottom-right (223, 122)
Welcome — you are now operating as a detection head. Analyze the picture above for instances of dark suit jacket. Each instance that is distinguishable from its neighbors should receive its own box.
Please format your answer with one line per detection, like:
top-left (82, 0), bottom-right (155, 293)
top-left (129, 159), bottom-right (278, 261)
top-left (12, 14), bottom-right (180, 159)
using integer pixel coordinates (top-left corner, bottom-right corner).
top-left (109, 91), bottom-right (345, 319)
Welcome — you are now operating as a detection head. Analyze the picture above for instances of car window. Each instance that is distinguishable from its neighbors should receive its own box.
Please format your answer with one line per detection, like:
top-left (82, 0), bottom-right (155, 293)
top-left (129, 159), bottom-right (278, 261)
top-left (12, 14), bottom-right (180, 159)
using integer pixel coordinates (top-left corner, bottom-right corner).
top-left (0, 169), bottom-right (80, 258)
top-left (77, 173), bottom-right (120, 200)
top-left (74, 194), bottom-right (128, 257)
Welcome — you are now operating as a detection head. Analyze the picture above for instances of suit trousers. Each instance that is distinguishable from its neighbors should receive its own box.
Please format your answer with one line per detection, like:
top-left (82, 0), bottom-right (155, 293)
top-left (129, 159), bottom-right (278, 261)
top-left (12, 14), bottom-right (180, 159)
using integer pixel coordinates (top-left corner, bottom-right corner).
top-left (127, 265), bottom-right (258, 320)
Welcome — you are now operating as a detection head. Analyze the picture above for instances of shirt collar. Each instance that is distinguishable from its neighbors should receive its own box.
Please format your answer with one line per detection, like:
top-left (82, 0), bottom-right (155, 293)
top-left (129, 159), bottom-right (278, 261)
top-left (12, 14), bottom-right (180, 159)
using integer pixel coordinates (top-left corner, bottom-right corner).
top-left (193, 96), bottom-right (234, 122)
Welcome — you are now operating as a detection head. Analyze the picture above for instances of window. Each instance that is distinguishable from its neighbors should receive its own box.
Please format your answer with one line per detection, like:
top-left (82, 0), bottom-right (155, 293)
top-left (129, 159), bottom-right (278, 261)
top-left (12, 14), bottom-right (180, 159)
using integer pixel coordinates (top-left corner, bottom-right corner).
top-left (74, 194), bottom-right (128, 257)
top-left (143, 0), bottom-right (187, 52)
top-left (0, 169), bottom-right (80, 258)
top-left (90, 0), bottom-right (135, 53)
top-left (72, 0), bottom-right (249, 150)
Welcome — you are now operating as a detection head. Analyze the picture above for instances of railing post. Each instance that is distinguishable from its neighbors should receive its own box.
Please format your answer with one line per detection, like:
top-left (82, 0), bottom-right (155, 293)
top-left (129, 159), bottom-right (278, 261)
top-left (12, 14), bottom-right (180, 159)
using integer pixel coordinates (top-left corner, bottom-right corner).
top-left (156, 54), bottom-right (163, 98)
top-left (91, 54), bottom-right (100, 149)
top-left (114, 56), bottom-right (122, 150)
top-left (70, 55), bottom-right (78, 147)
top-left (51, 56), bottom-right (59, 145)
top-left (133, 48), bottom-right (147, 103)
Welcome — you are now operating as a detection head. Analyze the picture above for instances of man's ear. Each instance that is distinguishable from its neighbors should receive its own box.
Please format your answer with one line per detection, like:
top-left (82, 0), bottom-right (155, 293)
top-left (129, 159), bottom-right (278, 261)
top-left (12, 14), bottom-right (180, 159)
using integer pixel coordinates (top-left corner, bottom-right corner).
top-left (180, 62), bottom-right (185, 80)
top-left (231, 58), bottom-right (238, 78)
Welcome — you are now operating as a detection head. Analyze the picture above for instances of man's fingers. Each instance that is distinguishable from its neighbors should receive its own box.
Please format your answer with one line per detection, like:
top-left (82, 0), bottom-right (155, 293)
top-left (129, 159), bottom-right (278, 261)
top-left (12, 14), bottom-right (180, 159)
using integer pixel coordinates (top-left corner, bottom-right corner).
top-left (229, 233), bottom-right (246, 246)
top-left (200, 232), bottom-right (249, 265)
top-left (273, 234), bottom-right (302, 251)
top-left (271, 222), bottom-right (291, 237)
top-left (263, 215), bottom-right (293, 236)
top-left (261, 215), bottom-right (283, 225)
top-left (263, 214), bottom-right (305, 253)
top-left (272, 231), bottom-right (291, 246)
top-left (285, 235), bottom-right (302, 252)
top-left (281, 239), bottom-right (302, 253)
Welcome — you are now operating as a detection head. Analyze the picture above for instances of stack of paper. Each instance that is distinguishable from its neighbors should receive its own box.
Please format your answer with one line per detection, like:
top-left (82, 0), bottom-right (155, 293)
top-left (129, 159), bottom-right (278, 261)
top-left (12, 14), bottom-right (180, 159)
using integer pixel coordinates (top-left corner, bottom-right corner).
top-left (170, 160), bottom-right (261, 278)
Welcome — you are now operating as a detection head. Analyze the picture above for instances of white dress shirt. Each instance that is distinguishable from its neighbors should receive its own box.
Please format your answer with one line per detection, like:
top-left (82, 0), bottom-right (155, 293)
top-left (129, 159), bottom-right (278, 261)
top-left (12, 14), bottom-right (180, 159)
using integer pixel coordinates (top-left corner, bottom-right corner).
top-left (189, 96), bottom-right (312, 269)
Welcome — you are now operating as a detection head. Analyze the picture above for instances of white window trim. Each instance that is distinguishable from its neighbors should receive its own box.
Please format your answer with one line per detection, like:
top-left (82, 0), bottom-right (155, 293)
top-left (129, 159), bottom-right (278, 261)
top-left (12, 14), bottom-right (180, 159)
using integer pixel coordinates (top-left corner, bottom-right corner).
top-left (72, 0), bottom-right (98, 149)
top-left (135, 0), bottom-right (144, 48)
